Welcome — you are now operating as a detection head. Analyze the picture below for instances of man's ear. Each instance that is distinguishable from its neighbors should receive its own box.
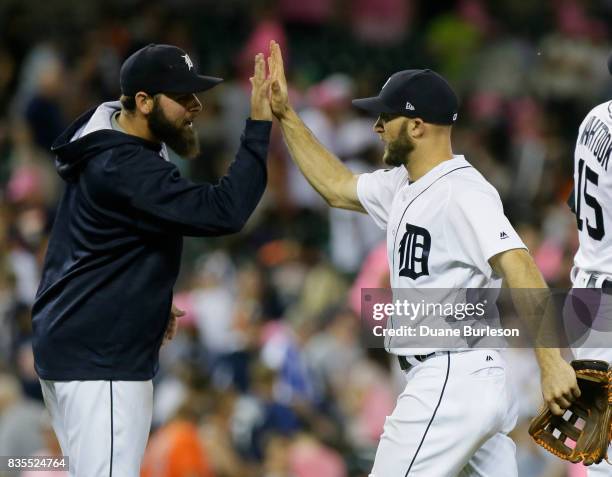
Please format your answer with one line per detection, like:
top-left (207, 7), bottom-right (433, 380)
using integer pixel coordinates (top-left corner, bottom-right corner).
top-left (135, 92), bottom-right (153, 115)
top-left (409, 118), bottom-right (426, 139)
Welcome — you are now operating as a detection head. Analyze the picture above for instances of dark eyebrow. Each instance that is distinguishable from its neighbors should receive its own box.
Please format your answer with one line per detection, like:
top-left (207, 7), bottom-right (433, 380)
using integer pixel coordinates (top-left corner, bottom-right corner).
top-left (168, 93), bottom-right (191, 101)
top-left (380, 112), bottom-right (400, 122)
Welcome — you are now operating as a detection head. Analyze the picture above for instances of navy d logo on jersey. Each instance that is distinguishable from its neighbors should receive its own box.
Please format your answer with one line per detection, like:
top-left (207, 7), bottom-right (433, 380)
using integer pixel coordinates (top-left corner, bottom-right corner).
top-left (398, 223), bottom-right (431, 279)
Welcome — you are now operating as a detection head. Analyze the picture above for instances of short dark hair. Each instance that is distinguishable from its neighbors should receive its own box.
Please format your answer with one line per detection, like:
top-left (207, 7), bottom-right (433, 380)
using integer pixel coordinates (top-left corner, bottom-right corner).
top-left (120, 95), bottom-right (136, 112)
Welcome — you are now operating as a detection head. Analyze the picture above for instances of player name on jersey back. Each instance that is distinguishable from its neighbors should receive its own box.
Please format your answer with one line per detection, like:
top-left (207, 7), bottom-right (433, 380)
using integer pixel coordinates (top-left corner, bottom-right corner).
top-left (578, 112), bottom-right (612, 172)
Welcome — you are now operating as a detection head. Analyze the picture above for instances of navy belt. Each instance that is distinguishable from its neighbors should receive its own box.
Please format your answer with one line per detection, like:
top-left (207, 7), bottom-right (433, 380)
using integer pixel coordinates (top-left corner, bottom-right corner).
top-left (398, 352), bottom-right (436, 371)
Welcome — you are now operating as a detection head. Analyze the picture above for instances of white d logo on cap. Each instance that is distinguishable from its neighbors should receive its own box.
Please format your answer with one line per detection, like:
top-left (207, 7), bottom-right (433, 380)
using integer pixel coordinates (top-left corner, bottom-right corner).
top-left (182, 54), bottom-right (194, 70)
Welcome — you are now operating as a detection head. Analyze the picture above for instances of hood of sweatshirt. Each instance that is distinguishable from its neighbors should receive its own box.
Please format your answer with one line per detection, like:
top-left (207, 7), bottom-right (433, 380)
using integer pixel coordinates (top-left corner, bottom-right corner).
top-left (51, 101), bottom-right (169, 182)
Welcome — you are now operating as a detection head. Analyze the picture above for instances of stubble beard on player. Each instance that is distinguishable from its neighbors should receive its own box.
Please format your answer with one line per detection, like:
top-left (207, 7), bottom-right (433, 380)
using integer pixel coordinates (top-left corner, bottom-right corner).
top-left (148, 99), bottom-right (200, 159)
top-left (382, 122), bottom-right (414, 168)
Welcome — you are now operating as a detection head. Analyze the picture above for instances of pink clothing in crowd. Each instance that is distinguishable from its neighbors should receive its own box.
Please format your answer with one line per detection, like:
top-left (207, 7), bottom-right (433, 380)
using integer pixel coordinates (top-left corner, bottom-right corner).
top-left (567, 462), bottom-right (587, 477)
top-left (289, 436), bottom-right (347, 477)
top-left (349, 241), bottom-right (389, 315)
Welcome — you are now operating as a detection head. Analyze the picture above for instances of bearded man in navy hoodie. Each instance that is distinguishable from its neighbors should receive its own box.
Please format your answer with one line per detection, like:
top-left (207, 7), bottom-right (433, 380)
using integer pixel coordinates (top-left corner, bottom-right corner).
top-left (31, 44), bottom-right (272, 477)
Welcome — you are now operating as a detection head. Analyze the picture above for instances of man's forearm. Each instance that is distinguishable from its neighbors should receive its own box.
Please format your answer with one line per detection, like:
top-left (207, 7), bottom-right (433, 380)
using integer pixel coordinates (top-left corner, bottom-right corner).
top-left (279, 107), bottom-right (360, 209)
top-left (498, 250), bottom-right (564, 350)
top-left (495, 249), bottom-right (579, 412)
top-left (534, 347), bottom-right (564, 371)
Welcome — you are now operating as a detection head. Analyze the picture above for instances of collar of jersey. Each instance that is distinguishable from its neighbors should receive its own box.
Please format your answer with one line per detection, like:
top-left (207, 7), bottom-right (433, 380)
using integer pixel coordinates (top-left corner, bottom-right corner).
top-left (404, 155), bottom-right (470, 197)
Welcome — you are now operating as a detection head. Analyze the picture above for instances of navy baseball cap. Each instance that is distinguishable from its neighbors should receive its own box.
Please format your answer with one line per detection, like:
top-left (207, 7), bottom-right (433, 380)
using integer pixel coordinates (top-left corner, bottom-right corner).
top-left (352, 69), bottom-right (459, 125)
top-left (120, 44), bottom-right (223, 96)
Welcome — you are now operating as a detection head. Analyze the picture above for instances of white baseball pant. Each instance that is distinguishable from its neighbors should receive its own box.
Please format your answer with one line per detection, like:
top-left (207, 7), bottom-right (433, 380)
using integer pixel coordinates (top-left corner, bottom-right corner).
top-left (40, 379), bottom-right (153, 477)
top-left (370, 349), bottom-right (518, 477)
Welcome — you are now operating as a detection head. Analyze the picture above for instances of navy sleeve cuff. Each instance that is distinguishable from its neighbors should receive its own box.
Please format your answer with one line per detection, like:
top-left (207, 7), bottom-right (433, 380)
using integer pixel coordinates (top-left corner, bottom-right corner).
top-left (244, 118), bottom-right (272, 140)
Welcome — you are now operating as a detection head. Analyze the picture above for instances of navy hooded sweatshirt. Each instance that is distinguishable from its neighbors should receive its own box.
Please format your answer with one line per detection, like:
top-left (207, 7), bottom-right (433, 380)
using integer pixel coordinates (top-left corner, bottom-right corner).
top-left (32, 101), bottom-right (271, 381)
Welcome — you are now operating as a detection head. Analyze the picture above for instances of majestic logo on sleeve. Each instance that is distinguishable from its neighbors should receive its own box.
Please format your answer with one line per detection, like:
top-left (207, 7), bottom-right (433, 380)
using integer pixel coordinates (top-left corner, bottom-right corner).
top-left (398, 223), bottom-right (431, 279)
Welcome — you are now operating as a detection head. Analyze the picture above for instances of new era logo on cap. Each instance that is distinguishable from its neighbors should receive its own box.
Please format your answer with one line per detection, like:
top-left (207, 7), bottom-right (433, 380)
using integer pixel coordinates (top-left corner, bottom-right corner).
top-left (351, 69), bottom-right (459, 125)
top-left (500, 231), bottom-right (509, 239)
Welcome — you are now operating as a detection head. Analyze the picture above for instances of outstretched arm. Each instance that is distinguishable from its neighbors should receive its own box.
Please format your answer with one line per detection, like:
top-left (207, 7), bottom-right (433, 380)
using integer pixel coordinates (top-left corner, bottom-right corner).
top-left (267, 41), bottom-right (365, 212)
top-left (94, 54), bottom-right (272, 237)
top-left (490, 249), bottom-right (581, 415)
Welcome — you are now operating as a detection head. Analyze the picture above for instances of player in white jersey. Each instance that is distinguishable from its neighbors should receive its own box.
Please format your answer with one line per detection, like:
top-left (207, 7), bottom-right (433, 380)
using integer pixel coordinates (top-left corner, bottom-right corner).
top-left (265, 41), bottom-right (579, 476)
top-left (566, 61), bottom-right (612, 475)
top-left (573, 101), bottom-right (612, 284)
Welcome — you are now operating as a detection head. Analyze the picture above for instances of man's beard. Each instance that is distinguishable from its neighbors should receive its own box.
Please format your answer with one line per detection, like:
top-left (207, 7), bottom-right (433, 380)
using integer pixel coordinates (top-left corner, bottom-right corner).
top-left (148, 99), bottom-right (200, 158)
top-left (382, 122), bottom-right (414, 167)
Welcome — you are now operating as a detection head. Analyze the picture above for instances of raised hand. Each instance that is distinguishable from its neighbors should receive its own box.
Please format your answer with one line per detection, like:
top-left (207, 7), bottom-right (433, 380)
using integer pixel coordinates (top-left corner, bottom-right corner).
top-left (250, 53), bottom-right (272, 121)
top-left (267, 40), bottom-right (290, 119)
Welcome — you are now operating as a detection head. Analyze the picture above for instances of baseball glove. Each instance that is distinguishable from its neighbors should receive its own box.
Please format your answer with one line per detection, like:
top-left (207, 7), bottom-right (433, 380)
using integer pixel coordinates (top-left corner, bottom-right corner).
top-left (528, 359), bottom-right (612, 465)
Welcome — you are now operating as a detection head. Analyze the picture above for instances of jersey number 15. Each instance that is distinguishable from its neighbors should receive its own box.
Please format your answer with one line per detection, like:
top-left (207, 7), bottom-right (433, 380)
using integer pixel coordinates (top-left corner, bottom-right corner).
top-left (576, 158), bottom-right (605, 240)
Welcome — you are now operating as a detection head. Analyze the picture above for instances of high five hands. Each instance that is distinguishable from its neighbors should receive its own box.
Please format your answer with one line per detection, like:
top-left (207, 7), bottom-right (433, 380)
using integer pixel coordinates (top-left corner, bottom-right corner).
top-left (250, 53), bottom-right (273, 121)
top-left (267, 40), bottom-right (290, 119)
top-left (249, 41), bottom-right (291, 122)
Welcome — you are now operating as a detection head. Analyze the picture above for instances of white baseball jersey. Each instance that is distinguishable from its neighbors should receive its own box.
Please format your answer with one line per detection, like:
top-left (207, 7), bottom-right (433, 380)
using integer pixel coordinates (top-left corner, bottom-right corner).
top-left (357, 155), bottom-right (526, 354)
top-left (570, 101), bottom-right (612, 477)
top-left (573, 100), bottom-right (612, 275)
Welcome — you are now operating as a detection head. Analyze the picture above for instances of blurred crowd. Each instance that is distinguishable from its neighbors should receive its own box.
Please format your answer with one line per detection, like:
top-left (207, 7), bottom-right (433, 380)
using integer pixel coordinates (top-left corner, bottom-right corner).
top-left (1, 0), bottom-right (612, 476)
